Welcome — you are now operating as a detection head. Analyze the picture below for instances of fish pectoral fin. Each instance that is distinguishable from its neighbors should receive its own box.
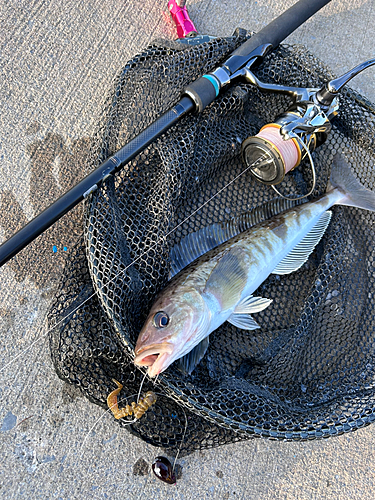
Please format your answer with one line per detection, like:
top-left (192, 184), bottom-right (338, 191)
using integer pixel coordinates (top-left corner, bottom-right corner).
top-left (272, 211), bottom-right (332, 275)
top-left (227, 313), bottom-right (261, 330)
top-left (204, 248), bottom-right (248, 310)
top-left (234, 295), bottom-right (273, 314)
top-left (175, 336), bottom-right (210, 375)
top-left (228, 295), bottom-right (272, 330)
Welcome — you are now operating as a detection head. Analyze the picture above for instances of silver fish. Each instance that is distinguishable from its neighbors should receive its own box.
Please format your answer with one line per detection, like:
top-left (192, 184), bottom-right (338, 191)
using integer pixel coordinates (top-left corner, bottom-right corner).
top-left (134, 155), bottom-right (375, 377)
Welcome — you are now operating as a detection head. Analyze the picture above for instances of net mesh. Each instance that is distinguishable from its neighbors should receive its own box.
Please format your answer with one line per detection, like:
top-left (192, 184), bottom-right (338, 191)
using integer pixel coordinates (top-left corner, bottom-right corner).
top-left (48, 31), bottom-right (375, 456)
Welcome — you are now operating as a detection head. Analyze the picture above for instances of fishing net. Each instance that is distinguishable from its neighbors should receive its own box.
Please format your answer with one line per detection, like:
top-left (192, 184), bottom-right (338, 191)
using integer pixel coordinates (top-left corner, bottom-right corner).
top-left (48, 30), bottom-right (375, 456)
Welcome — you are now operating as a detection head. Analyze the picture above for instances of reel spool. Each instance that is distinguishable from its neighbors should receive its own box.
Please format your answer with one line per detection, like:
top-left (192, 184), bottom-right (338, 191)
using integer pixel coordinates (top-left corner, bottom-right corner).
top-left (241, 123), bottom-right (302, 186)
top-left (241, 112), bottom-right (326, 199)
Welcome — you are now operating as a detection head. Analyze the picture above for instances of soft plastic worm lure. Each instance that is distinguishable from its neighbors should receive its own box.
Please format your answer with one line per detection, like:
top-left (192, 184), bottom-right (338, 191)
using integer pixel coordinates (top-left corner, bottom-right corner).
top-left (107, 380), bottom-right (157, 420)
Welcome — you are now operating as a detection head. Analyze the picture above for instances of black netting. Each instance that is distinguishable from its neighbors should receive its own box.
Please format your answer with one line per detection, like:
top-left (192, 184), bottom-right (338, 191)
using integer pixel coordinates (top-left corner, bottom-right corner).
top-left (48, 32), bottom-right (375, 456)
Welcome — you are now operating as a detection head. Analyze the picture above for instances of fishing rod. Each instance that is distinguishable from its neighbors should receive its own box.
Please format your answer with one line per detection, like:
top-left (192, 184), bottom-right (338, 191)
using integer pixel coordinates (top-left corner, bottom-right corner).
top-left (0, 0), bottom-right (332, 268)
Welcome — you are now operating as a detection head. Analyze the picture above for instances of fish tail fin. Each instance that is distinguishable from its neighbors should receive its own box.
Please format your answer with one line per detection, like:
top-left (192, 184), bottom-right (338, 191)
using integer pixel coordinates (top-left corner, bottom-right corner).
top-left (328, 154), bottom-right (375, 212)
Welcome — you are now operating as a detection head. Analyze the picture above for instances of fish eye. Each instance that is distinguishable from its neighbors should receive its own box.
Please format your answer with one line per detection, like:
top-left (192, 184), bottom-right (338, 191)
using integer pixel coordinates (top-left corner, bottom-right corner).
top-left (153, 311), bottom-right (169, 328)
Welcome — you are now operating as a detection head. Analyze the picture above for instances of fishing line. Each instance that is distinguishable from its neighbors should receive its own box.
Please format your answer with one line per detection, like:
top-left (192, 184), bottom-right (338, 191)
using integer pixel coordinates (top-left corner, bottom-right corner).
top-left (0, 313), bottom-right (50, 375)
top-left (0, 158), bottom-right (259, 374)
top-left (73, 393), bottom-right (140, 466)
top-left (257, 125), bottom-right (300, 174)
top-left (172, 405), bottom-right (188, 473)
top-left (137, 370), bottom-right (148, 404)
top-left (2, 146), bottom-right (268, 488)
top-left (153, 372), bottom-right (160, 387)
top-left (271, 135), bottom-right (316, 201)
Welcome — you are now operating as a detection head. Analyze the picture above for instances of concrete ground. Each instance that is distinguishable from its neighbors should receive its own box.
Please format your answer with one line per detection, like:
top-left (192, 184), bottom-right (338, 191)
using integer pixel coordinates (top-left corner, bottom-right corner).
top-left (0, 0), bottom-right (374, 499)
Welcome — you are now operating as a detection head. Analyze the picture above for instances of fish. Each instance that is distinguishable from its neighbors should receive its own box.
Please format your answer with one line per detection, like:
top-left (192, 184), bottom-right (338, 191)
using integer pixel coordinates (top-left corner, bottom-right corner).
top-left (134, 155), bottom-right (375, 377)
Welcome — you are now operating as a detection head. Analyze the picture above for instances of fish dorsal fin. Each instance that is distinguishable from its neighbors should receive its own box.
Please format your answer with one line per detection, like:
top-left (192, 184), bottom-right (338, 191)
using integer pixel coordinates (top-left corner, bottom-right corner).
top-left (175, 336), bottom-right (210, 375)
top-left (272, 211), bottom-right (332, 275)
top-left (169, 198), bottom-right (296, 277)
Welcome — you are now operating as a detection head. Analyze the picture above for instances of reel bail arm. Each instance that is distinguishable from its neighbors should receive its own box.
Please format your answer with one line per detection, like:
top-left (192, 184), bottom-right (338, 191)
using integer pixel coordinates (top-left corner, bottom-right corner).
top-left (240, 57), bottom-right (375, 197)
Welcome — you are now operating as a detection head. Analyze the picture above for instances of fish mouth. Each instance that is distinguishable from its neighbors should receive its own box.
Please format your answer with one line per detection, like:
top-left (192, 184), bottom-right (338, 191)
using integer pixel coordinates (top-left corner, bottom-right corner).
top-left (134, 344), bottom-right (174, 378)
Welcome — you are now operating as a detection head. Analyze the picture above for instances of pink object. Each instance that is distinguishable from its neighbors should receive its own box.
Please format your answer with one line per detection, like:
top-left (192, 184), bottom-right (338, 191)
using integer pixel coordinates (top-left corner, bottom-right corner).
top-left (257, 125), bottom-right (300, 174)
top-left (167, 0), bottom-right (198, 38)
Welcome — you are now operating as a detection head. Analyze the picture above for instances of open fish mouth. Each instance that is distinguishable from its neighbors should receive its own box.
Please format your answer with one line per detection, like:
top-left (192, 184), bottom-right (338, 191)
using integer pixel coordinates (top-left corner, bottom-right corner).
top-left (134, 345), bottom-right (174, 377)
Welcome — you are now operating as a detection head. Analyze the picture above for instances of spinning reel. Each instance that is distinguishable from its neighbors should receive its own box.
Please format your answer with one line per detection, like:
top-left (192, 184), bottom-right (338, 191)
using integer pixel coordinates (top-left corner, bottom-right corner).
top-left (239, 55), bottom-right (375, 199)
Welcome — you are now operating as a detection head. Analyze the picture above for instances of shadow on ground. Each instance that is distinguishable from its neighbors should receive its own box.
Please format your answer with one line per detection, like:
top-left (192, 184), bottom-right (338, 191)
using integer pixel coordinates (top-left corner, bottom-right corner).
top-left (0, 130), bottom-right (93, 288)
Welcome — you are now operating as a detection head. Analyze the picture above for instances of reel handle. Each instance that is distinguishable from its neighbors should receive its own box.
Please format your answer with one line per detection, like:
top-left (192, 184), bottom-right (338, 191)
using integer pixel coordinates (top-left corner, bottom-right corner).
top-left (316, 58), bottom-right (375, 107)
